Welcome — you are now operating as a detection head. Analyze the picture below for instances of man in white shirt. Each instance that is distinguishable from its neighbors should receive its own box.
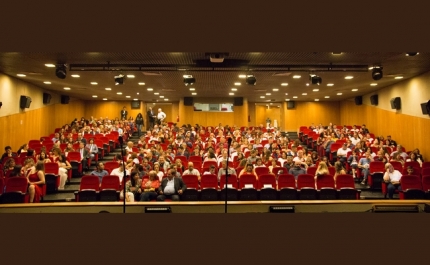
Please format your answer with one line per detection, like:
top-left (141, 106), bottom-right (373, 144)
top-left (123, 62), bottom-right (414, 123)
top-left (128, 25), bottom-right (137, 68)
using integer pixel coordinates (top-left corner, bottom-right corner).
top-left (182, 162), bottom-right (201, 182)
top-left (336, 143), bottom-right (351, 164)
top-left (157, 108), bottom-right (166, 125)
top-left (218, 160), bottom-right (237, 181)
top-left (383, 163), bottom-right (402, 199)
top-left (110, 164), bottom-right (130, 183)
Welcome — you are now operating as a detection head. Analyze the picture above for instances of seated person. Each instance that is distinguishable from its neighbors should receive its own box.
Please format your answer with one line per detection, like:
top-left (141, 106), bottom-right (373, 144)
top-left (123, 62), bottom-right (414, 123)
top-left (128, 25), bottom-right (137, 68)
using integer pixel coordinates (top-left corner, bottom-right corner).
top-left (217, 160), bottom-right (237, 181)
top-left (288, 161), bottom-right (307, 180)
top-left (91, 162), bottom-right (109, 183)
top-left (157, 169), bottom-right (187, 201)
top-left (110, 164), bottom-right (130, 183)
top-left (140, 170), bottom-right (161, 201)
top-left (383, 163), bottom-right (402, 199)
top-left (182, 162), bottom-right (201, 182)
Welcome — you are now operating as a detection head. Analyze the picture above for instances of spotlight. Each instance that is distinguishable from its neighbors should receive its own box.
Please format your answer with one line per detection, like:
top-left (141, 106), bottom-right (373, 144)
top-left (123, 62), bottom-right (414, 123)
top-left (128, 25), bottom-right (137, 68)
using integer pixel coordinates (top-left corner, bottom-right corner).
top-left (310, 75), bottom-right (322, 85)
top-left (115, 74), bottom-right (124, 85)
top-left (246, 75), bottom-right (257, 85)
top-left (406, 52), bottom-right (419, 56)
top-left (183, 77), bottom-right (195, 86)
top-left (55, 64), bottom-right (67, 79)
top-left (372, 67), bottom-right (383, 80)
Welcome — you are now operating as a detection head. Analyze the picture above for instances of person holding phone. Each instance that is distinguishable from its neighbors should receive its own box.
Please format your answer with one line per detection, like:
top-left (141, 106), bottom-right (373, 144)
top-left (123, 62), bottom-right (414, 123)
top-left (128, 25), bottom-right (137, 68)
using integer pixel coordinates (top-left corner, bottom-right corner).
top-left (383, 163), bottom-right (402, 199)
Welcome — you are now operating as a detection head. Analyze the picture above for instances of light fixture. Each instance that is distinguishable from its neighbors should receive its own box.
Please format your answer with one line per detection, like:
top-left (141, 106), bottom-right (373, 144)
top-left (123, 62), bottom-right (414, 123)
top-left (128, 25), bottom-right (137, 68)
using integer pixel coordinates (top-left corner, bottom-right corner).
top-left (105, 88), bottom-right (111, 90)
top-left (281, 83), bottom-right (288, 86)
top-left (293, 75), bottom-right (301, 79)
top-left (189, 88), bottom-right (195, 91)
top-left (138, 82), bottom-right (145, 85)
top-left (103, 98), bottom-right (108, 101)
top-left (45, 64), bottom-right (56, 67)
top-left (90, 82), bottom-right (98, 85)
top-left (44, 81), bottom-right (51, 84)
top-left (370, 83), bottom-right (378, 86)
top-left (273, 88), bottom-right (279, 91)
top-left (231, 88), bottom-right (237, 91)
top-left (55, 64), bottom-right (67, 79)
top-left (229, 93), bottom-right (234, 95)
top-left (92, 95), bottom-right (98, 98)
top-left (234, 82), bottom-right (241, 85)
top-left (71, 74), bottom-right (80, 78)
top-left (327, 83), bottom-right (334, 86)
top-left (126, 75), bottom-right (135, 78)
top-left (63, 87), bottom-right (71, 90)
top-left (395, 76), bottom-right (403, 79)
top-left (17, 74), bottom-right (26, 77)
top-left (147, 88), bottom-right (153, 91)
top-left (184, 76), bottom-right (195, 86)
top-left (115, 74), bottom-right (124, 85)
top-left (352, 89), bottom-right (358, 91)
top-left (406, 52), bottom-right (419, 56)
top-left (337, 93), bottom-right (342, 95)
top-left (313, 89), bottom-right (319, 92)
top-left (310, 74), bottom-right (322, 85)
top-left (246, 75), bottom-right (257, 85)
top-left (372, 67), bottom-right (383, 80)
top-left (325, 96), bottom-right (330, 98)
top-left (345, 76), bottom-right (354, 79)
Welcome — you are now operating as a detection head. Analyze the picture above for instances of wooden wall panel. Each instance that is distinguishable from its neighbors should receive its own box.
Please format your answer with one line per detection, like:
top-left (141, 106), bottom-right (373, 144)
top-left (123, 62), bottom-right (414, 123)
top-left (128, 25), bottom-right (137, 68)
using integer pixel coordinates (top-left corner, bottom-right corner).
top-left (255, 105), bottom-right (281, 127)
top-left (340, 101), bottom-right (430, 161)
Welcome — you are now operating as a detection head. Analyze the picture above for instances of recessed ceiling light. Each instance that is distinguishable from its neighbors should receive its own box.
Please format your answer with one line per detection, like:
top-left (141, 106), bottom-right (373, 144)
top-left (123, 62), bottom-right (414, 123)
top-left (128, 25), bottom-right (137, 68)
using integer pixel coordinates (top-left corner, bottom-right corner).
top-left (43, 81), bottom-right (51, 84)
top-left (91, 82), bottom-right (98, 85)
top-left (138, 82), bottom-right (146, 85)
top-left (234, 82), bottom-right (241, 85)
top-left (137, 92), bottom-right (139, 95)
top-left (126, 75), bottom-right (135, 78)
top-left (395, 76), bottom-right (403, 79)
top-left (260, 96), bottom-right (265, 98)
top-left (325, 96), bottom-right (330, 98)
top-left (281, 83), bottom-right (288, 86)
top-left (293, 96), bottom-right (298, 99)
top-left (337, 93), bottom-right (343, 95)
top-left (105, 87), bottom-right (111, 90)
top-left (133, 98), bottom-right (138, 101)
top-left (45, 64), bottom-right (56, 67)
top-left (327, 83), bottom-right (334, 86)
top-left (71, 74), bottom-right (80, 78)
top-left (285, 93), bottom-right (288, 95)
top-left (302, 93), bottom-right (307, 95)
top-left (315, 99), bottom-right (320, 101)
top-left (17, 74), bottom-right (26, 77)
top-left (293, 75), bottom-right (301, 79)
top-left (273, 88), bottom-right (279, 91)
top-left (229, 93), bottom-right (234, 95)
top-left (285, 99), bottom-right (290, 101)
top-left (183, 74), bottom-right (193, 78)
top-left (266, 93), bottom-right (271, 95)
top-left (192, 93), bottom-right (197, 95)
top-left (64, 87), bottom-right (71, 90)
top-left (352, 89), bottom-right (358, 91)
top-left (103, 98), bottom-right (108, 101)
top-left (147, 88), bottom-right (153, 91)
top-left (370, 83), bottom-right (378, 86)
top-left (154, 92), bottom-right (159, 95)
top-left (313, 89), bottom-right (319, 92)
top-left (117, 92), bottom-right (122, 95)
top-left (160, 96), bottom-right (164, 98)
top-left (231, 88), bottom-right (237, 91)
top-left (92, 95), bottom-right (98, 98)
top-left (126, 96), bottom-right (131, 98)
top-left (306, 83), bottom-right (309, 86)
top-left (189, 88), bottom-right (195, 91)
top-left (164, 99), bottom-right (169, 101)
top-left (345, 76), bottom-right (354, 79)
top-left (239, 75), bottom-right (246, 78)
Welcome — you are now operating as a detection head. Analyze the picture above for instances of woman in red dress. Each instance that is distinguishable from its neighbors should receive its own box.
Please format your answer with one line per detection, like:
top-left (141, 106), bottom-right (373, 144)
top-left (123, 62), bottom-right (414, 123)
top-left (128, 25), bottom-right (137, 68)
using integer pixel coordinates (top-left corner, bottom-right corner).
top-left (27, 161), bottom-right (46, 203)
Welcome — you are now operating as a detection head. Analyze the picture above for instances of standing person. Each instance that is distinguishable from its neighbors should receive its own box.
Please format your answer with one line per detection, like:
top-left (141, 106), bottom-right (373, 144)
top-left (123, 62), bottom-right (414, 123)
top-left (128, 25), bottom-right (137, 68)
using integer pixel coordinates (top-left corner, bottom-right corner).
top-left (157, 108), bottom-right (166, 125)
top-left (135, 113), bottom-right (144, 137)
top-left (120, 106), bottom-right (128, 120)
top-left (147, 107), bottom-right (156, 130)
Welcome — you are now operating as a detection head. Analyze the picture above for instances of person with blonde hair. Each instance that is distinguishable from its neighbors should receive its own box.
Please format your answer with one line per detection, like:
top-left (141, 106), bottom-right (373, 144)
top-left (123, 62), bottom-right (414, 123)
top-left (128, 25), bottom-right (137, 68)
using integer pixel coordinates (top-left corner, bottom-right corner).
top-left (314, 161), bottom-right (329, 180)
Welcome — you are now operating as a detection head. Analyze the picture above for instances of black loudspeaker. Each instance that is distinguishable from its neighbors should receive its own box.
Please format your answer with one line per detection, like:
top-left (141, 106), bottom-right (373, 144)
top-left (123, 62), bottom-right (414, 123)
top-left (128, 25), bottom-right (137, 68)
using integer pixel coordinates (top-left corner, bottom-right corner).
top-left (287, 101), bottom-right (295, 109)
top-left (390, 97), bottom-right (401, 110)
top-left (421, 101), bottom-right (430, 115)
top-left (234, 97), bottom-right (243, 106)
top-left (131, 101), bottom-right (140, 109)
top-left (370, 95), bottom-right (378, 106)
top-left (184, 97), bottom-right (193, 106)
top-left (43, 93), bottom-right (52, 104)
top-left (20, 96), bottom-right (32, 109)
top-left (355, 96), bottom-right (363, 105)
top-left (60, 95), bottom-right (70, 104)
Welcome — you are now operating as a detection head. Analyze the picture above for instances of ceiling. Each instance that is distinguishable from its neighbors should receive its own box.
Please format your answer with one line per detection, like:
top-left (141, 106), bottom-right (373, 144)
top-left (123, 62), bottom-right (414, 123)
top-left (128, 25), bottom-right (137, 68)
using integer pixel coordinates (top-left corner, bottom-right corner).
top-left (1, 52), bottom-right (429, 104)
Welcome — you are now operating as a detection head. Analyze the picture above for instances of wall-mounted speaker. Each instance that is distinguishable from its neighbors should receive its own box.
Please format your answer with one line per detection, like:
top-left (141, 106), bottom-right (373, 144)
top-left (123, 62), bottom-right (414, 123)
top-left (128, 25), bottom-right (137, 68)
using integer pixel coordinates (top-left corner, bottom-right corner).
top-left (390, 97), bottom-right (401, 110)
top-left (184, 97), bottom-right (193, 106)
top-left (421, 101), bottom-right (430, 115)
top-left (355, 96), bottom-right (363, 105)
top-left (131, 101), bottom-right (141, 109)
top-left (20, 95), bottom-right (32, 109)
top-left (43, 93), bottom-right (52, 104)
top-left (370, 95), bottom-right (378, 106)
top-left (60, 95), bottom-right (70, 104)
top-left (233, 97), bottom-right (243, 106)
top-left (287, 101), bottom-right (295, 109)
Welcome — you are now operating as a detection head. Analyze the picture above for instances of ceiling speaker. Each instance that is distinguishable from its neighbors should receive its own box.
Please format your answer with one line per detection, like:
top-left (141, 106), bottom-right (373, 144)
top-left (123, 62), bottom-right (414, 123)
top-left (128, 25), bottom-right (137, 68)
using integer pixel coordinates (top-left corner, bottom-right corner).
top-left (61, 95), bottom-right (70, 104)
top-left (43, 93), bottom-right (52, 104)
top-left (184, 97), bottom-right (193, 106)
top-left (355, 96), bottom-right (363, 105)
top-left (287, 101), bottom-right (295, 109)
top-left (234, 97), bottom-right (243, 106)
top-left (390, 97), bottom-right (401, 110)
top-left (370, 95), bottom-right (378, 106)
top-left (20, 96), bottom-right (32, 109)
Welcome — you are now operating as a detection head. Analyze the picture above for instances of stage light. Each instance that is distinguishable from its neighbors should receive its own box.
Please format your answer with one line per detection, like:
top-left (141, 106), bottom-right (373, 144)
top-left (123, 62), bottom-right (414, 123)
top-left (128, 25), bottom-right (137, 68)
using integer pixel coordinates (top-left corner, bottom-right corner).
top-left (310, 74), bottom-right (322, 85)
top-left (55, 64), bottom-right (67, 79)
top-left (115, 74), bottom-right (124, 85)
top-left (372, 67), bottom-right (383, 80)
top-left (184, 77), bottom-right (195, 86)
top-left (246, 75), bottom-right (256, 85)
top-left (406, 52), bottom-right (419, 56)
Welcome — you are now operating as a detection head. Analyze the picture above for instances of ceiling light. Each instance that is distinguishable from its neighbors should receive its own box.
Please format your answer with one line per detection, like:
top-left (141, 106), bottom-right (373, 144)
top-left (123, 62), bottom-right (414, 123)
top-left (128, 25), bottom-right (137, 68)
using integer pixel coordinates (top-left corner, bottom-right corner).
top-left (370, 83), bottom-right (378, 86)
top-left (71, 74), bottom-right (80, 78)
top-left (45, 64), bottom-right (56, 67)
top-left (192, 93), bottom-right (197, 95)
top-left (164, 99), bottom-right (169, 101)
top-left (406, 52), bottom-right (419, 56)
top-left (325, 96), bottom-right (330, 98)
top-left (306, 83), bottom-right (309, 86)
top-left (117, 92), bottom-right (122, 95)
top-left (313, 89), bottom-right (319, 92)
top-left (395, 76), bottom-right (403, 79)
top-left (273, 88), bottom-right (279, 91)
top-left (138, 82), bottom-right (145, 85)
top-left (55, 64), bottom-right (67, 79)
top-left (103, 98), bottom-right (107, 101)
top-left (293, 75), bottom-right (301, 79)
top-left (337, 93), bottom-right (343, 95)
top-left (352, 89), bottom-right (358, 91)
top-left (293, 96), bottom-right (298, 99)
top-left (345, 76), bottom-right (354, 79)
top-left (315, 99), bottom-right (320, 101)
top-left (64, 87), bottom-right (71, 90)
top-left (137, 92), bottom-right (139, 95)
top-left (310, 75), bottom-right (322, 85)
top-left (184, 76), bottom-right (195, 86)
top-left (327, 83), bottom-right (334, 86)
top-left (126, 75), bottom-right (135, 78)
top-left (126, 96), bottom-right (131, 98)
top-left (160, 96), bottom-right (164, 98)
top-left (105, 88), bottom-right (111, 90)
top-left (234, 82), bottom-right (241, 85)
top-left (17, 74), bottom-right (26, 77)
top-left (189, 88), bottom-right (195, 91)
top-left (239, 75), bottom-right (246, 78)
top-left (372, 67), bottom-right (383, 80)
top-left (281, 83), bottom-right (288, 86)
top-left (285, 93), bottom-right (288, 95)
top-left (92, 95), bottom-right (98, 98)
top-left (229, 93), bottom-right (234, 95)
top-left (246, 75), bottom-right (257, 85)
top-left (44, 81), bottom-right (51, 84)
top-left (115, 74), bottom-right (124, 85)
top-left (147, 88), bottom-right (153, 91)
top-left (302, 93), bottom-right (307, 95)
top-left (231, 88), bottom-right (237, 91)
top-left (91, 82), bottom-right (98, 85)
top-left (154, 92), bottom-right (159, 95)
top-left (133, 98), bottom-right (138, 101)
top-left (266, 93), bottom-right (271, 95)
top-left (285, 99), bottom-right (290, 101)
top-left (260, 96), bottom-right (265, 98)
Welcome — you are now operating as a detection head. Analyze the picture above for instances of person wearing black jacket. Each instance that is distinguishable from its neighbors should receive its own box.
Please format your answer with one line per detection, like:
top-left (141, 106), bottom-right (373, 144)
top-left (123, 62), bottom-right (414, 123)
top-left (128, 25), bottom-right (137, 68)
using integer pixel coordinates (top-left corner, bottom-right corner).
top-left (135, 113), bottom-right (144, 136)
top-left (120, 106), bottom-right (128, 120)
top-left (157, 169), bottom-right (187, 201)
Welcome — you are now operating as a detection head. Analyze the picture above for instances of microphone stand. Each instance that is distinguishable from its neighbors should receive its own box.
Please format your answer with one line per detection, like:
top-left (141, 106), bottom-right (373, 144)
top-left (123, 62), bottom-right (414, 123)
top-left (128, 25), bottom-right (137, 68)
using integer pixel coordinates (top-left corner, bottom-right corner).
top-left (119, 136), bottom-right (127, 214)
top-left (225, 138), bottom-right (232, 213)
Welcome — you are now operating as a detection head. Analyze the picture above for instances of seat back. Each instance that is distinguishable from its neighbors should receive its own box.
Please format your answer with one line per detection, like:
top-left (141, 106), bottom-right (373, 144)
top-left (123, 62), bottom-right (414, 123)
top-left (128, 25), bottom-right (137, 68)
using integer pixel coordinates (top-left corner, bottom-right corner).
top-left (422, 167), bottom-right (430, 176)
top-left (182, 174), bottom-right (199, 189)
top-left (400, 175), bottom-right (422, 190)
top-left (238, 174), bottom-right (258, 189)
top-left (174, 156), bottom-right (188, 166)
top-left (316, 174), bottom-right (335, 190)
top-left (277, 174), bottom-right (296, 189)
top-left (422, 175), bottom-right (430, 191)
top-left (200, 174), bottom-right (218, 189)
top-left (258, 174), bottom-right (276, 189)
top-left (328, 167), bottom-right (336, 176)
top-left (306, 166), bottom-right (317, 176)
top-left (255, 167), bottom-right (270, 177)
top-left (67, 151), bottom-right (81, 162)
top-left (100, 175), bottom-right (120, 191)
top-left (219, 174), bottom-right (238, 189)
top-left (402, 166), bottom-right (421, 176)
top-left (335, 174), bottom-right (355, 189)
top-left (189, 156), bottom-right (202, 163)
top-left (422, 161), bottom-right (430, 169)
top-left (297, 174), bottom-right (316, 189)
top-left (44, 162), bottom-right (59, 175)
top-left (0, 177), bottom-right (5, 195)
top-left (5, 177), bottom-right (28, 193)
top-left (271, 167), bottom-right (285, 176)
top-left (80, 176), bottom-right (100, 191)
top-left (202, 161), bottom-right (218, 170)
top-left (369, 161), bottom-right (385, 174)
top-left (104, 161), bottom-right (119, 174)
top-left (390, 161), bottom-right (403, 172)
top-left (404, 161), bottom-right (421, 171)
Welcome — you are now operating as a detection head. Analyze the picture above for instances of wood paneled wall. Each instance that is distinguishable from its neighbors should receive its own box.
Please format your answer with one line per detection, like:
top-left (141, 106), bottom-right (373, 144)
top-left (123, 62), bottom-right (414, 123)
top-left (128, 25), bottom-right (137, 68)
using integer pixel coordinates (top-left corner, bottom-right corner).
top-left (281, 101), bottom-right (341, 131)
top-left (340, 100), bottom-right (430, 161)
top-left (255, 105), bottom-right (281, 127)
top-left (0, 100), bottom-right (85, 150)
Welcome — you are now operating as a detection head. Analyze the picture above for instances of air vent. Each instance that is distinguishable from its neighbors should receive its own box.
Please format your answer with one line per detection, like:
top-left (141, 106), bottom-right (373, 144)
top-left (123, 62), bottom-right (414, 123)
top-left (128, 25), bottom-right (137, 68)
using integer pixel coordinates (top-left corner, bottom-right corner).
top-left (272, 72), bottom-right (292, 76)
top-left (142, 72), bottom-right (162, 76)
